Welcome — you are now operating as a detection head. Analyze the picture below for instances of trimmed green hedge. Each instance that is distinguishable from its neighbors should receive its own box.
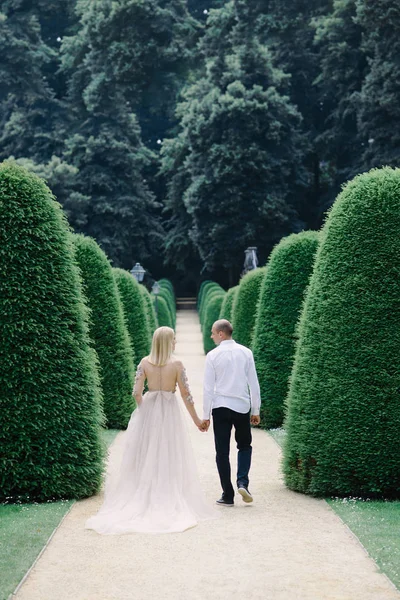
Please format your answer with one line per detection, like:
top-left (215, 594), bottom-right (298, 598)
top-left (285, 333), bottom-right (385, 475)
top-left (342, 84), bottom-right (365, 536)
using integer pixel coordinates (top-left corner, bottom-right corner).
top-left (199, 282), bottom-right (225, 328)
top-left (252, 232), bottom-right (319, 429)
top-left (153, 294), bottom-right (173, 328)
top-left (197, 280), bottom-right (213, 309)
top-left (158, 278), bottom-right (176, 326)
top-left (232, 268), bottom-right (266, 348)
top-left (203, 292), bottom-right (226, 354)
top-left (219, 286), bottom-right (239, 322)
top-left (283, 167), bottom-right (400, 498)
top-left (140, 285), bottom-right (158, 333)
top-left (74, 235), bottom-right (135, 429)
top-left (0, 162), bottom-right (104, 502)
top-left (114, 269), bottom-right (152, 365)
top-left (158, 288), bottom-right (175, 327)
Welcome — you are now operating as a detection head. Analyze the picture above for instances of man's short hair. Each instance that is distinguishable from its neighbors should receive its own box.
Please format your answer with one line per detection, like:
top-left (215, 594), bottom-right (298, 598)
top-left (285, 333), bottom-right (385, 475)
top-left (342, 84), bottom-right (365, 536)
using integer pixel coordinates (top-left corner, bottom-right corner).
top-left (213, 319), bottom-right (233, 336)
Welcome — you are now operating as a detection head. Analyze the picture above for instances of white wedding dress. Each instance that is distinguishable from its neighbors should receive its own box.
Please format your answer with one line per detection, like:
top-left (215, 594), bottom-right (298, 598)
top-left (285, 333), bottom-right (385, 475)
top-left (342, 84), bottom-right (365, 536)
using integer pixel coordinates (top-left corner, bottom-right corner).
top-left (85, 359), bottom-right (217, 534)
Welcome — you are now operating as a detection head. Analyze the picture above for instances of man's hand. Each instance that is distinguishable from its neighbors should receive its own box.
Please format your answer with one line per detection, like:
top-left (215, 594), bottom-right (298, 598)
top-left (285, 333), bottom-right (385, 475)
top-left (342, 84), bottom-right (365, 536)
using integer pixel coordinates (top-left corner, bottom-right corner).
top-left (250, 415), bottom-right (260, 426)
top-left (199, 419), bottom-right (210, 432)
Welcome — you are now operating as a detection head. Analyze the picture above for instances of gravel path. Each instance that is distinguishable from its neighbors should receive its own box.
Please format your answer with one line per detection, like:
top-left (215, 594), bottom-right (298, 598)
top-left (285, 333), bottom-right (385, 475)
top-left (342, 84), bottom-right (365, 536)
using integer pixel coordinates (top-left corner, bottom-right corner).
top-left (14, 311), bottom-right (400, 600)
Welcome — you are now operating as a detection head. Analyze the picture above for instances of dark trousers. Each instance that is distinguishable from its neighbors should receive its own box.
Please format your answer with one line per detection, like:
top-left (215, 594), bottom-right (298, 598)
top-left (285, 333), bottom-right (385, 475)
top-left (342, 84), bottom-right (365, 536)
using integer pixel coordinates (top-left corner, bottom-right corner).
top-left (212, 407), bottom-right (252, 501)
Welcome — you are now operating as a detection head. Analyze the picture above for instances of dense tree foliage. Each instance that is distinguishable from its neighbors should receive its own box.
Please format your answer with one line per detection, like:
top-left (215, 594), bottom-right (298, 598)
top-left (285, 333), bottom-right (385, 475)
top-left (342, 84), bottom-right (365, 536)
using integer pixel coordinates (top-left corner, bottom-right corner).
top-left (283, 168), bottom-right (400, 498)
top-left (356, 0), bottom-right (400, 171)
top-left (1, 0), bottom-right (400, 290)
top-left (0, 163), bottom-right (104, 501)
top-left (161, 1), bottom-right (306, 284)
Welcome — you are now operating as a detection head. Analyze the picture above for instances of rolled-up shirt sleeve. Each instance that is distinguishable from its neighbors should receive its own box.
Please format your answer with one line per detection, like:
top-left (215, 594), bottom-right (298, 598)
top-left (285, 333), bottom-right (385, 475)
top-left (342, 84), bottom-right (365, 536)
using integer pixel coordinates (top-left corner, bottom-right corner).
top-left (247, 352), bottom-right (261, 415)
top-left (203, 355), bottom-right (216, 420)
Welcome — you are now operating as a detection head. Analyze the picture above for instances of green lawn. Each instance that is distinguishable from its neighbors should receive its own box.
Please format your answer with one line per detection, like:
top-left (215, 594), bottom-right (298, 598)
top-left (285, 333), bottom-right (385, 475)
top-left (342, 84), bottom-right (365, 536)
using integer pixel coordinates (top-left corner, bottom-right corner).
top-left (269, 427), bottom-right (400, 591)
top-left (0, 429), bottom-right (119, 600)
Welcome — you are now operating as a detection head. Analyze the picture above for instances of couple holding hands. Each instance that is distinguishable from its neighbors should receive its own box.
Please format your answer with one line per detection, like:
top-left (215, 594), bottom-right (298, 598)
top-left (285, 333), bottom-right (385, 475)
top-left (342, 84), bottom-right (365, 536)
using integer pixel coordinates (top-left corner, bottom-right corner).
top-left (86, 319), bottom-right (261, 535)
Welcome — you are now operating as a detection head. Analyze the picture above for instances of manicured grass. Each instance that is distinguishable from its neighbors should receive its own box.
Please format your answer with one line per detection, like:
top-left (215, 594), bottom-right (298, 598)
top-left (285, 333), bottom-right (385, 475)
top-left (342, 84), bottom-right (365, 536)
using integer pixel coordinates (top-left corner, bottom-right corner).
top-left (0, 429), bottom-right (119, 600)
top-left (269, 427), bottom-right (400, 590)
top-left (328, 498), bottom-right (400, 589)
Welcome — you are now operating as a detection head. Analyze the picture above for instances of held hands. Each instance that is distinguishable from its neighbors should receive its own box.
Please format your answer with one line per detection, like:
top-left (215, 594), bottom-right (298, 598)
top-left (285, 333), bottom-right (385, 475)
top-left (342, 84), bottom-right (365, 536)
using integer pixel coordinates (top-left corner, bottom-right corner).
top-left (195, 419), bottom-right (210, 432)
top-left (250, 415), bottom-right (260, 426)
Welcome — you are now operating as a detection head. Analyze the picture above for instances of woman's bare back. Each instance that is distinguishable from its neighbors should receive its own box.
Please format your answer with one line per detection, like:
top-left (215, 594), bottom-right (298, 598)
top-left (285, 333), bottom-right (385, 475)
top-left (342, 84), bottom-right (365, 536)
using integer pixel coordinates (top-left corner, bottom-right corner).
top-left (133, 357), bottom-right (194, 404)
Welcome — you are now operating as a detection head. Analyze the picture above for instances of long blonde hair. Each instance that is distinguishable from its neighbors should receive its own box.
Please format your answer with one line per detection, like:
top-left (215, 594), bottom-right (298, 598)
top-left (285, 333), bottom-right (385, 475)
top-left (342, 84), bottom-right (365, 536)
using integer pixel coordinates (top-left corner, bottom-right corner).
top-left (148, 326), bottom-right (175, 366)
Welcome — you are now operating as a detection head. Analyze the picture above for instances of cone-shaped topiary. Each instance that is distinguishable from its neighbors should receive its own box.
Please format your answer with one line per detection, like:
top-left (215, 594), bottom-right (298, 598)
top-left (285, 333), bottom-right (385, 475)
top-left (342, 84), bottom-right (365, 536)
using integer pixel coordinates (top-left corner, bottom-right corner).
top-left (114, 268), bottom-right (151, 366)
top-left (197, 280), bottom-right (213, 309)
top-left (154, 294), bottom-right (173, 328)
top-left (0, 162), bottom-right (105, 502)
top-left (219, 286), bottom-right (239, 322)
top-left (159, 278), bottom-right (176, 325)
top-left (232, 268), bottom-right (266, 348)
top-left (199, 283), bottom-right (224, 328)
top-left (159, 277), bottom-right (174, 296)
top-left (140, 285), bottom-right (158, 333)
top-left (74, 235), bottom-right (134, 429)
top-left (203, 292), bottom-right (226, 354)
top-left (198, 281), bottom-right (220, 316)
top-left (252, 232), bottom-right (319, 429)
top-left (200, 287), bottom-right (224, 330)
top-left (283, 167), bottom-right (400, 498)
top-left (158, 287), bottom-right (175, 327)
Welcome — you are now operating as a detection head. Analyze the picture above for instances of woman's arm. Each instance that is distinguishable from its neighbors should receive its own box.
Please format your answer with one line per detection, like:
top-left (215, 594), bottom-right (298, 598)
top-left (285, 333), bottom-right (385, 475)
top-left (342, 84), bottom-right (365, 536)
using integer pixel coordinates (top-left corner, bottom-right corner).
top-left (176, 361), bottom-right (202, 428)
top-left (132, 359), bottom-right (146, 406)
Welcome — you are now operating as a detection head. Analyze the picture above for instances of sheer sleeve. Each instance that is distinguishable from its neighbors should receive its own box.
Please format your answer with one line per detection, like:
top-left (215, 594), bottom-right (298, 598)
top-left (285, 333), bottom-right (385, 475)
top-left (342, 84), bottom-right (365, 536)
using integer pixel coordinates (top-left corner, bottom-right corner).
top-left (177, 363), bottom-right (194, 405)
top-left (132, 360), bottom-right (146, 400)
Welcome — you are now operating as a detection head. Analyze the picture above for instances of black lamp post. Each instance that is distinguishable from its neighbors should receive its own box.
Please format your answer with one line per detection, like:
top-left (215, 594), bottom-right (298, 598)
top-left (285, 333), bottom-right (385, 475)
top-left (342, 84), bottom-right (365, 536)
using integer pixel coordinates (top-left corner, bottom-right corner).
top-left (152, 281), bottom-right (160, 318)
top-left (130, 262), bottom-right (146, 283)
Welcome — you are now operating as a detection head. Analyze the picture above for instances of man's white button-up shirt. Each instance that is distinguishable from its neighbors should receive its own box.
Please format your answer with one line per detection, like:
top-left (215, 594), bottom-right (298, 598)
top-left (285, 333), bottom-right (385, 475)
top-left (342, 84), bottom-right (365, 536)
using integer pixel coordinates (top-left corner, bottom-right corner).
top-left (202, 339), bottom-right (261, 420)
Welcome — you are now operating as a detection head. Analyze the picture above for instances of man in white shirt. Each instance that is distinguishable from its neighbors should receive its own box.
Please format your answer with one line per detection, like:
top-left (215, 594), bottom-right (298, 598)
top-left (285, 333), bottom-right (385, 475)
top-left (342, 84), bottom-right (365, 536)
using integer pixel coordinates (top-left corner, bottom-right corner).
top-left (201, 319), bottom-right (261, 506)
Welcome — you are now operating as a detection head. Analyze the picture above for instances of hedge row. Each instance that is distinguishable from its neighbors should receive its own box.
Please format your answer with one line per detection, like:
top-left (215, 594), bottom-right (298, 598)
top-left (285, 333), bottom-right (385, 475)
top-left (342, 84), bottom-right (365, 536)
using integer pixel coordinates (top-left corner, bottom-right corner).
top-left (232, 267), bottom-right (267, 348)
top-left (198, 281), bottom-right (225, 327)
top-left (140, 285), bottom-right (158, 333)
top-left (197, 281), bottom-right (226, 353)
top-left (283, 167), bottom-right (400, 499)
top-left (219, 286), bottom-right (239, 322)
top-left (0, 163), bottom-right (105, 502)
top-left (156, 278), bottom-right (175, 328)
top-left (73, 236), bottom-right (135, 430)
top-left (114, 268), bottom-right (152, 366)
top-left (252, 232), bottom-right (319, 429)
top-left (0, 161), bottom-right (172, 502)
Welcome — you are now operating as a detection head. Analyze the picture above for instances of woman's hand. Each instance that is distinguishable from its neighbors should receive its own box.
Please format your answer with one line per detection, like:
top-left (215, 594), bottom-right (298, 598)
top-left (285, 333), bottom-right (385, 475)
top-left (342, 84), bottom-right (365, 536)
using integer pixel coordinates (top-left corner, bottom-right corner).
top-left (193, 415), bottom-right (202, 429)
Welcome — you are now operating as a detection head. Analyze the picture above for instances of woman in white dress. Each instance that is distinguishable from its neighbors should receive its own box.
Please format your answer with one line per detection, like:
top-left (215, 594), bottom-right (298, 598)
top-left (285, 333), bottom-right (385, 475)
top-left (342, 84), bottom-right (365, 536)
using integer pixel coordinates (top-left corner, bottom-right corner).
top-left (85, 326), bottom-right (217, 534)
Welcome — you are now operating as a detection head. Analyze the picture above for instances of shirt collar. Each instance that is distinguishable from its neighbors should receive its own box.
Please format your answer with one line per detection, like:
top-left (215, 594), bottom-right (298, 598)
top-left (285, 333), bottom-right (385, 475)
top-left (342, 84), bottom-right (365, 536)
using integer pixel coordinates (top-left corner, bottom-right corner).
top-left (219, 339), bottom-right (236, 346)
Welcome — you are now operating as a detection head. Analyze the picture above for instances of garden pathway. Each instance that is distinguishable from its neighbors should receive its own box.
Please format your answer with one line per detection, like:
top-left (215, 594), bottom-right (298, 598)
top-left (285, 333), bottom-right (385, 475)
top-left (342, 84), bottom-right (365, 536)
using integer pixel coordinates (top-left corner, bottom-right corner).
top-left (14, 311), bottom-right (400, 600)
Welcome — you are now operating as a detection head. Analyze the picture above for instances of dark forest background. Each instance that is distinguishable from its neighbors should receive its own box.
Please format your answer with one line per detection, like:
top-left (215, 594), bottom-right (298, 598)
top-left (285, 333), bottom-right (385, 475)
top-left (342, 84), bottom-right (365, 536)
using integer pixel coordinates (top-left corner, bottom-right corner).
top-left (1, 0), bottom-right (399, 293)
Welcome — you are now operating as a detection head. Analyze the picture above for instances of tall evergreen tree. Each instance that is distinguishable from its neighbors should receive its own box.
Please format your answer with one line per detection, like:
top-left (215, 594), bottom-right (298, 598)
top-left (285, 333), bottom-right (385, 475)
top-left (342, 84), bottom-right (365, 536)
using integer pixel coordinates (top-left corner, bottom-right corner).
top-left (63, 0), bottom-right (199, 148)
top-left (252, 0), bottom-right (332, 227)
top-left (356, 0), bottom-right (400, 170)
top-left (313, 0), bottom-right (366, 205)
top-left (162, 1), bottom-right (307, 284)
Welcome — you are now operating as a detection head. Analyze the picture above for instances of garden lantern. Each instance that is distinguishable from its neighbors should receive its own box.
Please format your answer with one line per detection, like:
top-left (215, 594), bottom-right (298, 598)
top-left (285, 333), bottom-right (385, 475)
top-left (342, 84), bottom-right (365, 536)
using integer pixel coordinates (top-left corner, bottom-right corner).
top-left (130, 262), bottom-right (145, 283)
top-left (243, 247), bottom-right (258, 274)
